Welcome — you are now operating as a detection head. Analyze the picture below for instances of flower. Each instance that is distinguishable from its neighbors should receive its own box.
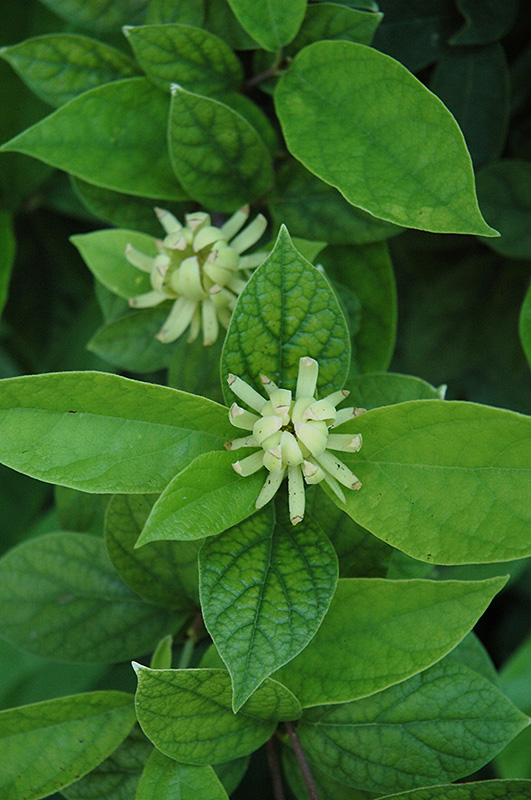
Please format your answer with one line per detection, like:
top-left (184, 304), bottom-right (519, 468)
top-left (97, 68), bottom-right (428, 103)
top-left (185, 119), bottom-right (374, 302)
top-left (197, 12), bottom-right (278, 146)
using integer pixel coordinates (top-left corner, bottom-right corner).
top-left (125, 206), bottom-right (268, 345)
top-left (225, 356), bottom-right (364, 525)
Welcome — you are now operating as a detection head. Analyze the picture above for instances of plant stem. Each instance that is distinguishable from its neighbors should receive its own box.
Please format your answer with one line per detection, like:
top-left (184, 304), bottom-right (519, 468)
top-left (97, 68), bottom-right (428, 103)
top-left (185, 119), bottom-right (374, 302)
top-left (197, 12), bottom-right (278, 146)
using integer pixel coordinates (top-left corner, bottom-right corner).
top-left (285, 721), bottom-right (321, 800)
top-left (266, 735), bottom-right (287, 800)
top-left (178, 611), bottom-right (204, 669)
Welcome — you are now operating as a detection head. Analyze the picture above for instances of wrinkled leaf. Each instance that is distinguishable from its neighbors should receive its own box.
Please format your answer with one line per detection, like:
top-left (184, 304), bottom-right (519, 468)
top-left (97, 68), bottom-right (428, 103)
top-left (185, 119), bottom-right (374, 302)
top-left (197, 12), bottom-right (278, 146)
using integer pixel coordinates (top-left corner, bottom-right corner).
top-left (136, 749), bottom-right (229, 800)
top-left (134, 666), bottom-right (301, 764)
top-left (346, 372), bottom-right (443, 409)
top-left (291, 3), bottom-right (382, 51)
top-left (225, 0), bottom-right (306, 51)
top-left (222, 226), bottom-right (351, 401)
top-left (38, 0), bottom-right (149, 31)
top-left (200, 502), bottom-right (338, 710)
top-left (379, 781), bottom-right (531, 800)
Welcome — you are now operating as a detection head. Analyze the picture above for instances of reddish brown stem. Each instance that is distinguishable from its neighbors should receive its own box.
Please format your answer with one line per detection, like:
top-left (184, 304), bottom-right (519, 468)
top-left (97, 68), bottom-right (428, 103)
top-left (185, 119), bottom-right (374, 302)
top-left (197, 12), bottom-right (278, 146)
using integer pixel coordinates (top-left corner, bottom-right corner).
top-left (285, 721), bottom-right (321, 800)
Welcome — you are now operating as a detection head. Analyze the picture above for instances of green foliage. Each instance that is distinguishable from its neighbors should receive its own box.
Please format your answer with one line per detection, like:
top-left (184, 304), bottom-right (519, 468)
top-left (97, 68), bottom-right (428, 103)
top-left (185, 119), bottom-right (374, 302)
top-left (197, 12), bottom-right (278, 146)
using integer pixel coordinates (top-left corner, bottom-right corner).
top-left (0, 3), bottom-right (529, 798)
top-left (0, 691), bottom-right (135, 800)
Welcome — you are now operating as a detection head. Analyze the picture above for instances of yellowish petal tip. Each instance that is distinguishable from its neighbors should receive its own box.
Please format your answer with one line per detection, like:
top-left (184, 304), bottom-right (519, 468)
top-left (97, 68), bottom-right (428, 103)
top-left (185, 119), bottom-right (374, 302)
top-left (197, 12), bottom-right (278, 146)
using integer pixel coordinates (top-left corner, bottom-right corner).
top-left (352, 480), bottom-right (362, 490)
top-left (232, 461), bottom-right (243, 475)
top-left (291, 515), bottom-right (303, 526)
top-left (227, 373), bottom-right (236, 385)
top-left (354, 408), bottom-right (367, 417)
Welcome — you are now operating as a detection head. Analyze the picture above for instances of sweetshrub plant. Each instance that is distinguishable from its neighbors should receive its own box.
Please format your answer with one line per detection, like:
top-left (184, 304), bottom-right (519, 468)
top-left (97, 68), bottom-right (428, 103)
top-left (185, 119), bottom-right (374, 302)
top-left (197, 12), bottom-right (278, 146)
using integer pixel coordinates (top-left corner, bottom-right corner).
top-left (0, 1), bottom-right (530, 800)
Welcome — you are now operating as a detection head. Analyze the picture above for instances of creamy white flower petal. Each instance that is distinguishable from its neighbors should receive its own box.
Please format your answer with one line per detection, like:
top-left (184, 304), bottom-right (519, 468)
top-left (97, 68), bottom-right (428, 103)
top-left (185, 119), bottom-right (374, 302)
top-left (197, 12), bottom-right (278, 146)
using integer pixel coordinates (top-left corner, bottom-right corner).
top-left (229, 402), bottom-right (260, 430)
top-left (225, 435), bottom-right (257, 450)
top-left (156, 297), bottom-right (197, 343)
top-left (255, 467), bottom-right (285, 509)
top-left (270, 388), bottom-right (292, 415)
top-left (155, 207), bottom-right (182, 235)
top-left (187, 306), bottom-right (201, 343)
top-left (201, 297), bottom-right (218, 346)
top-left (129, 290), bottom-right (167, 309)
top-left (288, 465), bottom-right (305, 525)
top-left (179, 256), bottom-right (208, 301)
top-left (303, 398), bottom-right (336, 423)
top-left (193, 226), bottom-right (227, 252)
top-left (230, 214), bottom-right (267, 254)
top-left (125, 243), bottom-right (155, 272)
top-left (220, 205), bottom-right (250, 240)
top-left (294, 421), bottom-right (328, 458)
top-left (326, 433), bottom-right (363, 452)
top-left (296, 356), bottom-right (319, 400)
top-left (263, 444), bottom-right (283, 472)
top-left (259, 373), bottom-right (278, 396)
top-left (331, 407), bottom-right (356, 428)
top-left (228, 375), bottom-right (267, 413)
top-left (233, 450), bottom-right (265, 476)
top-left (322, 470), bottom-right (346, 503)
top-left (280, 431), bottom-right (304, 466)
top-left (238, 251), bottom-right (268, 269)
top-left (315, 450), bottom-right (361, 490)
top-left (253, 414), bottom-right (283, 445)
top-left (302, 459), bottom-right (326, 485)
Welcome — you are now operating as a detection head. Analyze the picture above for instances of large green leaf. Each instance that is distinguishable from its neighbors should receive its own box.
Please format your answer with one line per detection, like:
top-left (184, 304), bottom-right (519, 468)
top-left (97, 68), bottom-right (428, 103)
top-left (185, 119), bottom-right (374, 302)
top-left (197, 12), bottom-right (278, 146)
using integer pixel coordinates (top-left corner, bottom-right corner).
top-left (331, 400), bottom-right (531, 564)
top-left (0, 532), bottom-right (184, 663)
top-left (0, 691), bottom-right (135, 800)
top-left (136, 450), bottom-right (263, 545)
top-left (275, 41), bottom-right (497, 236)
top-left (146, 0), bottom-right (205, 26)
top-left (299, 660), bottom-right (529, 794)
top-left (0, 210), bottom-right (15, 317)
top-left (55, 486), bottom-right (107, 534)
top-left (477, 161), bottom-right (531, 259)
top-left (225, 0), bottom-right (306, 51)
top-left (290, 3), bottom-right (382, 50)
top-left (38, 0), bottom-right (149, 31)
top-left (134, 666), bottom-right (301, 764)
top-left (0, 34), bottom-right (139, 107)
top-left (105, 493), bottom-right (200, 608)
top-left (430, 43), bottom-right (509, 169)
top-left (125, 23), bottom-right (243, 95)
top-left (379, 781), bottom-right (531, 800)
top-left (168, 86), bottom-right (274, 211)
top-left (496, 634), bottom-right (531, 780)
top-left (282, 744), bottom-right (370, 800)
top-left (136, 749), bottom-right (229, 800)
top-left (346, 372), bottom-right (443, 409)
top-left (62, 724), bottom-right (152, 800)
top-left (520, 284), bottom-right (531, 371)
top-left (203, 0), bottom-right (258, 50)
top-left (200, 502), bottom-right (338, 711)
top-left (319, 242), bottom-right (397, 375)
top-left (274, 576), bottom-right (506, 707)
top-left (0, 371), bottom-right (231, 493)
top-left (270, 161), bottom-right (400, 245)
top-left (1, 78), bottom-right (187, 201)
top-left (221, 226), bottom-right (351, 401)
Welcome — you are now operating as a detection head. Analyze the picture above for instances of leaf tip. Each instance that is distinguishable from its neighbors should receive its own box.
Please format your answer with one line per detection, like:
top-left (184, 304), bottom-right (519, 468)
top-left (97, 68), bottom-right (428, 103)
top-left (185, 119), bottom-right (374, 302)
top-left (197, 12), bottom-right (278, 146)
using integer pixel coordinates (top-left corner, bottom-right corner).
top-left (131, 660), bottom-right (145, 676)
top-left (122, 25), bottom-right (133, 37)
top-left (170, 83), bottom-right (184, 96)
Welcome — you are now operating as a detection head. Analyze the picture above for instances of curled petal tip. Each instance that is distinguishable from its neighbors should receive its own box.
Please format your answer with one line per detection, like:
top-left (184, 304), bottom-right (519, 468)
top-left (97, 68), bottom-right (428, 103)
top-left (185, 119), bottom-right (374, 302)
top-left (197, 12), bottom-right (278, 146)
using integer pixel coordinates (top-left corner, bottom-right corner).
top-left (291, 515), bottom-right (303, 526)
top-left (354, 407), bottom-right (367, 417)
top-left (224, 441), bottom-right (232, 450)
top-left (227, 373), bottom-right (236, 385)
top-left (232, 461), bottom-right (243, 475)
top-left (352, 480), bottom-right (362, 490)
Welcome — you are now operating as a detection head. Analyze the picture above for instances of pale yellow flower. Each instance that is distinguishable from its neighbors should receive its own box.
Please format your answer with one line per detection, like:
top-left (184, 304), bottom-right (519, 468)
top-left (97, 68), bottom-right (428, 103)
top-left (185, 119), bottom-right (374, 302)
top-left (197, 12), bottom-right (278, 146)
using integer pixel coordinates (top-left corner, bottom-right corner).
top-left (226, 356), bottom-right (363, 525)
top-left (126, 206), bottom-right (268, 345)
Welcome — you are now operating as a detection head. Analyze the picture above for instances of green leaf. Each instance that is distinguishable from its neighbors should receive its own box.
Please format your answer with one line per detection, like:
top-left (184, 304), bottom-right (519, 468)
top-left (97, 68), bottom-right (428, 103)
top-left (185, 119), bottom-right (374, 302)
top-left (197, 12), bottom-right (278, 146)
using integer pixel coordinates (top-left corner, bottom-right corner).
top-left (203, 0), bottom-right (258, 50)
top-left (1, 78), bottom-right (187, 201)
top-left (71, 228), bottom-right (155, 299)
top-left (105, 493), bottom-right (200, 608)
top-left (0, 691), bottom-right (135, 800)
top-left (71, 178), bottom-right (192, 236)
top-left (274, 41), bottom-right (497, 236)
top-left (87, 307), bottom-right (178, 374)
top-left (38, 0), bottom-right (149, 32)
top-left (221, 226), bottom-right (351, 401)
top-left (520, 284), bottom-right (531, 371)
top-left (451, 0), bottom-right (519, 46)
top-left (213, 756), bottom-right (250, 795)
top-left (0, 34), bottom-right (139, 107)
top-left (291, 3), bottom-right (383, 50)
top-left (146, 0), bottom-right (205, 26)
top-left (331, 400), bottom-right (531, 564)
top-left (200, 502), bottom-right (338, 711)
top-left (225, 0), bottom-right (306, 51)
top-left (270, 161), bottom-right (400, 246)
top-left (318, 242), bottom-right (397, 375)
top-left (55, 486), bottom-right (108, 534)
top-left (299, 660), bottom-right (530, 794)
top-left (476, 161), bottom-right (531, 259)
top-left (0, 371), bottom-right (231, 493)
top-left (167, 335), bottom-right (224, 404)
top-left (62, 724), bottom-right (152, 800)
top-left (305, 486), bottom-right (393, 578)
top-left (495, 634), bottom-right (531, 780)
top-left (0, 532), bottom-right (184, 663)
top-left (134, 666), bottom-right (301, 764)
top-left (430, 44), bottom-right (509, 169)
top-left (346, 372), bottom-right (444, 409)
top-left (124, 23), bottom-right (243, 95)
top-left (448, 631), bottom-right (498, 685)
top-left (136, 749), bottom-right (229, 800)
top-left (274, 576), bottom-right (506, 707)
top-left (168, 85), bottom-right (274, 211)
top-left (136, 450), bottom-right (263, 546)
top-left (379, 781), bottom-right (531, 800)
top-left (0, 210), bottom-right (15, 317)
